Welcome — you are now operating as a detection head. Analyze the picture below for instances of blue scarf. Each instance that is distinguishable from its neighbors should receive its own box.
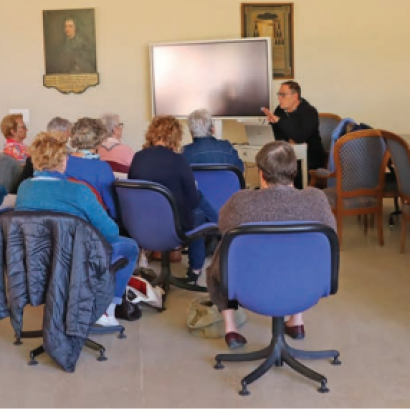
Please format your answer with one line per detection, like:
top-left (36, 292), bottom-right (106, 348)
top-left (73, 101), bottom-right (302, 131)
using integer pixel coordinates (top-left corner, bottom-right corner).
top-left (77, 150), bottom-right (100, 160)
top-left (33, 170), bottom-right (67, 180)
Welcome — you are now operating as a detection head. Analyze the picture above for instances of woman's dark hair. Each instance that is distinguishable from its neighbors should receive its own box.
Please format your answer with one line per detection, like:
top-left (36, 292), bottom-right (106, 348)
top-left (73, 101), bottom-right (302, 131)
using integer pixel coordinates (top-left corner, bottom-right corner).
top-left (256, 141), bottom-right (297, 185)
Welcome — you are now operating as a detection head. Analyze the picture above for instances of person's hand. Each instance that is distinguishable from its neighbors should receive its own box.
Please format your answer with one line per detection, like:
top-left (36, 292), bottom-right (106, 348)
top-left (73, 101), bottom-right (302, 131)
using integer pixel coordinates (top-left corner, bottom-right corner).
top-left (261, 107), bottom-right (280, 123)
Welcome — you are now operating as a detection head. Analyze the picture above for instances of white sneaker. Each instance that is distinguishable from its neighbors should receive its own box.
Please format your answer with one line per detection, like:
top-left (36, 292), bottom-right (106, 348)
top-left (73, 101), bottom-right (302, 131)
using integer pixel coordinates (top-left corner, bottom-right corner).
top-left (95, 313), bottom-right (120, 327)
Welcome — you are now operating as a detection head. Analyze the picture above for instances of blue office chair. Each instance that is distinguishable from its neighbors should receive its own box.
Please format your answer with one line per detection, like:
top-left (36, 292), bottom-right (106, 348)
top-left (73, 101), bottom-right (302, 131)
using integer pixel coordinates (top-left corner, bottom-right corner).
top-left (114, 179), bottom-right (219, 302)
top-left (214, 222), bottom-right (341, 395)
top-left (191, 164), bottom-right (245, 212)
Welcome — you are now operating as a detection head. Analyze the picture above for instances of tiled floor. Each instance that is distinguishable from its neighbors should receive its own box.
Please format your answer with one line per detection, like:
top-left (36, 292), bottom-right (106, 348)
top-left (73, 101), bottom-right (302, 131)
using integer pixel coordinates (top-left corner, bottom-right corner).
top-left (1, 201), bottom-right (410, 407)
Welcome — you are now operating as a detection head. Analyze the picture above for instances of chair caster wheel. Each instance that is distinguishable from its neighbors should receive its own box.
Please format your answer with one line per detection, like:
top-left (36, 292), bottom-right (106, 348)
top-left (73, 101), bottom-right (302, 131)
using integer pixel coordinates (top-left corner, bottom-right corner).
top-left (118, 332), bottom-right (126, 339)
top-left (239, 382), bottom-right (250, 396)
top-left (28, 358), bottom-right (38, 366)
top-left (14, 339), bottom-right (22, 346)
top-left (97, 352), bottom-right (107, 362)
top-left (332, 355), bottom-right (342, 365)
top-left (318, 381), bottom-right (329, 393)
top-left (214, 361), bottom-right (224, 370)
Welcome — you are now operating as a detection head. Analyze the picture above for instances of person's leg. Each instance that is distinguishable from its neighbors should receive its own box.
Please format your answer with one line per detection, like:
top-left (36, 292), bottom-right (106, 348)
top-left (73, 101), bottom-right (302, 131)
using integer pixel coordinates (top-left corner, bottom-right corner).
top-left (223, 309), bottom-right (239, 334)
top-left (286, 313), bottom-right (304, 326)
top-left (187, 208), bottom-right (206, 281)
top-left (110, 237), bottom-right (139, 304)
top-left (198, 193), bottom-right (220, 256)
top-left (198, 192), bottom-right (218, 223)
top-left (223, 302), bottom-right (247, 350)
top-left (285, 312), bottom-right (305, 340)
top-left (96, 236), bottom-right (139, 326)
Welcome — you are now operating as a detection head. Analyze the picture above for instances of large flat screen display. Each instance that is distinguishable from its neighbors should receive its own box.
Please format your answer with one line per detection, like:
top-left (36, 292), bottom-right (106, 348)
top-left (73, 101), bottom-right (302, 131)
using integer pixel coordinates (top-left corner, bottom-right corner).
top-left (150, 38), bottom-right (272, 118)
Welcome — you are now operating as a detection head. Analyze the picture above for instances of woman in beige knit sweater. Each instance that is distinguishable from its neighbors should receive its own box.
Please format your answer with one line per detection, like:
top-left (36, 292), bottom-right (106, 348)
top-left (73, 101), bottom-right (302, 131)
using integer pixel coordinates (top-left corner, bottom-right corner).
top-left (206, 141), bottom-right (336, 349)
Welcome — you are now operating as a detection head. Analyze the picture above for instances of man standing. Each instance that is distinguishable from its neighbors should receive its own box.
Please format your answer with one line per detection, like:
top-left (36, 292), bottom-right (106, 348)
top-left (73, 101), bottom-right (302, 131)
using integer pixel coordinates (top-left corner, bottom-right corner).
top-left (262, 81), bottom-right (326, 173)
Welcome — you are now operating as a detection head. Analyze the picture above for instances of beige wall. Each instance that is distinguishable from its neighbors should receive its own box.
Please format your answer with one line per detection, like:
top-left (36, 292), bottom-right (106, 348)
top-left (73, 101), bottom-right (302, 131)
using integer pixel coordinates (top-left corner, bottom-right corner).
top-left (1, 0), bottom-right (410, 150)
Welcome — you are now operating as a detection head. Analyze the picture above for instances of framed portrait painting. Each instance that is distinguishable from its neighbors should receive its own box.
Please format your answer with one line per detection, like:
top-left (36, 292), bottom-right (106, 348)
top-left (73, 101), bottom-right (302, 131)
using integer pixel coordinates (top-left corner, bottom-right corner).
top-left (43, 8), bottom-right (99, 93)
top-left (241, 3), bottom-right (294, 79)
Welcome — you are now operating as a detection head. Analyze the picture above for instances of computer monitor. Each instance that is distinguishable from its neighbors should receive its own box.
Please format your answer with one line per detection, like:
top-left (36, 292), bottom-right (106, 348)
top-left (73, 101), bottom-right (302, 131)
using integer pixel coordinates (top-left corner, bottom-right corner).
top-left (149, 37), bottom-right (272, 119)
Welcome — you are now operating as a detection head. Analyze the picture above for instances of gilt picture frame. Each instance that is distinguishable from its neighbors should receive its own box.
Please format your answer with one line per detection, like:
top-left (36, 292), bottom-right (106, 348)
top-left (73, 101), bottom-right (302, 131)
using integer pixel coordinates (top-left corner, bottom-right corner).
top-left (241, 3), bottom-right (294, 79)
top-left (43, 8), bottom-right (99, 94)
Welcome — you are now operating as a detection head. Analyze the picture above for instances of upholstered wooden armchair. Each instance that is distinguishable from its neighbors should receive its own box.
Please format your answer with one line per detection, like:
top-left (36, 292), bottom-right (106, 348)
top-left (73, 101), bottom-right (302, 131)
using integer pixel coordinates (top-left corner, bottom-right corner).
top-left (319, 113), bottom-right (342, 154)
top-left (320, 129), bottom-right (389, 248)
top-left (382, 130), bottom-right (410, 252)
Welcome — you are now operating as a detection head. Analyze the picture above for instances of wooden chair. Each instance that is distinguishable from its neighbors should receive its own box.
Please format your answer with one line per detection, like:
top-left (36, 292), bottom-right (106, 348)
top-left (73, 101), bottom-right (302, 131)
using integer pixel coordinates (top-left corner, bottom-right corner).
top-left (381, 131), bottom-right (410, 252)
top-left (321, 129), bottom-right (389, 248)
top-left (319, 113), bottom-right (342, 154)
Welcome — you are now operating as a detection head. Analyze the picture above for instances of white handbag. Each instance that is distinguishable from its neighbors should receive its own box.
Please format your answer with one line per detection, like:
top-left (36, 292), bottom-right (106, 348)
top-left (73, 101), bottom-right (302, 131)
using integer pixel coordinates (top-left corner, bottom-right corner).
top-left (126, 276), bottom-right (164, 310)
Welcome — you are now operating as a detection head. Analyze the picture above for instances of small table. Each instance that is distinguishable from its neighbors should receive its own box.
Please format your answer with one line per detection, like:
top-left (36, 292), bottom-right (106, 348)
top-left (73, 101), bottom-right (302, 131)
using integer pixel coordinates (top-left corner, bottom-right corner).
top-left (234, 143), bottom-right (308, 188)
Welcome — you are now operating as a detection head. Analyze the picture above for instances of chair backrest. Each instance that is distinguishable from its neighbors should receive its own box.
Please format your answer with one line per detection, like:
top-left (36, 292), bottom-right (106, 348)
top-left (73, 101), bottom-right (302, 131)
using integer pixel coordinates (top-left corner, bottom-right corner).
top-left (219, 222), bottom-right (339, 317)
top-left (319, 113), bottom-right (342, 152)
top-left (334, 129), bottom-right (387, 194)
top-left (0, 153), bottom-right (23, 194)
top-left (114, 179), bottom-right (185, 251)
top-left (191, 164), bottom-right (245, 212)
top-left (105, 160), bottom-right (130, 174)
top-left (381, 131), bottom-right (410, 199)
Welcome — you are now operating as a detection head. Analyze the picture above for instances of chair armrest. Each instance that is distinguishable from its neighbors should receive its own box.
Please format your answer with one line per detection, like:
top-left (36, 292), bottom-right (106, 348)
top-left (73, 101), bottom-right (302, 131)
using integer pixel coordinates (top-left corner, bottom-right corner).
top-left (309, 169), bottom-right (336, 187)
top-left (184, 222), bottom-right (219, 242)
top-left (110, 257), bottom-right (129, 273)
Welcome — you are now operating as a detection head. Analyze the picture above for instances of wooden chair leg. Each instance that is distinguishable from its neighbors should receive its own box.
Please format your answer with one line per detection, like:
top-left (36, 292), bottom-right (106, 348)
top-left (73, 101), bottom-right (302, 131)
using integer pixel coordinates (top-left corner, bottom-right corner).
top-left (376, 210), bottom-right (384, 246)
top-left (336, 212), bottom-right (343, 249)
top-left (400, 215), bottom-right (407, 253)
top-left (369, 213), bottom-right (374, 229)
top-left (363, 215), bottom-right (368, 235)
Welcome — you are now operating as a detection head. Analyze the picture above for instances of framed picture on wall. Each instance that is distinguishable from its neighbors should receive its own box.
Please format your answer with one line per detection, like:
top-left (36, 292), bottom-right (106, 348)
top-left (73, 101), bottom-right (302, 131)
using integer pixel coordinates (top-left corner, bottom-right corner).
top-left (241, 3), bottom-right (294, 79)
top-left (43, 8), bottom-right (99, 93)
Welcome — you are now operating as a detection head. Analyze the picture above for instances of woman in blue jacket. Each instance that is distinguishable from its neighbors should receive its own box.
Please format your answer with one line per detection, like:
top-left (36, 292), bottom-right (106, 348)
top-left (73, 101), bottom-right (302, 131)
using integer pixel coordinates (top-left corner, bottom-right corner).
top-left (16, 132), bottom-right (139, 327)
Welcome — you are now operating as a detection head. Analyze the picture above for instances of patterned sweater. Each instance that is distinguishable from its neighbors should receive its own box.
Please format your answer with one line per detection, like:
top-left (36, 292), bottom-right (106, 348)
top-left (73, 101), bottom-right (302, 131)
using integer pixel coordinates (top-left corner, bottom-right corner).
top-left (206, 185), bottom-right (336, 310)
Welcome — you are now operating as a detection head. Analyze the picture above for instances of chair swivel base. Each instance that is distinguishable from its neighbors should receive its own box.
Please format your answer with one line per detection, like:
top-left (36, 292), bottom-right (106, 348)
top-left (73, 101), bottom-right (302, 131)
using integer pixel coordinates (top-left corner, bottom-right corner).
top-left (90, 324), bottom-right (126, 339)
top-left (27, 338), bottom-right (111, 366)
top-left (151, 251), bottom-right (207, 305)
top-left (214, 317), bottom-right (341, 396)
top-left (15, 325), bottom-right (126, 366)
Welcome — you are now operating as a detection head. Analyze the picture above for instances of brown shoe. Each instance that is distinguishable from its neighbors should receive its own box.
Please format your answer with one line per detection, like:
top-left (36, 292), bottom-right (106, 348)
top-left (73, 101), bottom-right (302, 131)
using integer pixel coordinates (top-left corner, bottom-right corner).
top-left (285, 324), bottom-right (305, 340)
top-left (225, 332), bottom-right (247, 350)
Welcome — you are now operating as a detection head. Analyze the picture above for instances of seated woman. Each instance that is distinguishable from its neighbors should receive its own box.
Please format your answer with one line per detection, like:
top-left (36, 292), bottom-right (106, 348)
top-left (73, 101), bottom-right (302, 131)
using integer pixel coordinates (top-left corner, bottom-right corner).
top-left (15, 132), bottom-right (139, 326)
top-left (66, 117), bottom-right (118, 220)
top-left (19, 116), bottom-right (73, 185)
top-left (1, 114), bottom-right (29, 162)
top-left (207, 141), bottom-right (336, 349)
top-left (98, 113), bottom-right (134, 171)
top-left (128, 115), bottom-right (217, 282)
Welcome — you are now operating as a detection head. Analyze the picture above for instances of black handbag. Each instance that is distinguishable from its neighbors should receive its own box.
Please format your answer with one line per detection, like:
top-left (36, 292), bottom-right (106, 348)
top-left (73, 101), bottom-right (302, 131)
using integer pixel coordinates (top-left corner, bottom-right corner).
top-left (115, 295), bottom-right (142, 321)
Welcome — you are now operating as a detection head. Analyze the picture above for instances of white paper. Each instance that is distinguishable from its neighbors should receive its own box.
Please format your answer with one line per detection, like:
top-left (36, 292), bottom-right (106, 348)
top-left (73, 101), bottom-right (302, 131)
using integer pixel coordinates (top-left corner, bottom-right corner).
top-left (9, 109), bottom-right (29, 125)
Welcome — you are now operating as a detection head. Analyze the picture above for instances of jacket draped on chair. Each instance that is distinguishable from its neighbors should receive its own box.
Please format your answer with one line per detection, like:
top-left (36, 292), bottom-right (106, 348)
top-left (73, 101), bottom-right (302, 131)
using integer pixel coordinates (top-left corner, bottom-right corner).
top-left (0, 211), bottom-right (115, 372)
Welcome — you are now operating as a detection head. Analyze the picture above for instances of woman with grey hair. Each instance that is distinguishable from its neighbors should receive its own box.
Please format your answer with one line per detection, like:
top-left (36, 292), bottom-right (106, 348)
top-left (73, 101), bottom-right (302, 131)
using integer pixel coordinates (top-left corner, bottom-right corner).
top-left (207, 141), bottom-right (336, 349)
top-left (182, 108), bottom-right (244, 171)
top-left (18, 116), bottom-right (74, 185)
top-left (65, 117), bottom-right (118, 220)
top-left (98, 113), bottom-right (134, 170)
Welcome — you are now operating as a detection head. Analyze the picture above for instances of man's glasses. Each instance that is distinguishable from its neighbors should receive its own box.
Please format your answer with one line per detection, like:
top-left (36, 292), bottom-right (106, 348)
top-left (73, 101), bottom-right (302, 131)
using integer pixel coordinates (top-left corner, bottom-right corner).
top-left (17, 125), bottom-right (28, 130)
top-left (277, 92), bottom-right (294, 98)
